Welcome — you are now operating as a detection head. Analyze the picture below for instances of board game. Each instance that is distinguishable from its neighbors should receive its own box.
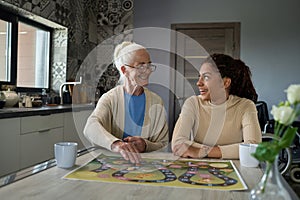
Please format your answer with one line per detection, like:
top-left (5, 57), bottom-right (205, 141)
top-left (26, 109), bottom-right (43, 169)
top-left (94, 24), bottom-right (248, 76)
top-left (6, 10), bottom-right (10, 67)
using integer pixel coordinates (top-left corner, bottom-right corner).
top-left (64, 153), bottom-right (247, 190)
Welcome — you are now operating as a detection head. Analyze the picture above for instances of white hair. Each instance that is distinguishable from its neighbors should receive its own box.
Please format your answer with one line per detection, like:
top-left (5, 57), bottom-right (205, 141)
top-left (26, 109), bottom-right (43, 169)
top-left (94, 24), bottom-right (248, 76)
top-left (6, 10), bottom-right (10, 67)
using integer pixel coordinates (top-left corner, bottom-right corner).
top-left (113, 41), bottom-right (146, 83)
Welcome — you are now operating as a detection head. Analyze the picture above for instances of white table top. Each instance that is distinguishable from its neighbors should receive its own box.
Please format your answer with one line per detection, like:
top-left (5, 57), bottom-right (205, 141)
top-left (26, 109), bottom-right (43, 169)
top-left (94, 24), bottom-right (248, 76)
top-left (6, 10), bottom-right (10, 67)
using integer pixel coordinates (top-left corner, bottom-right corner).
top-left (0, 148), bottom-right (297, 200)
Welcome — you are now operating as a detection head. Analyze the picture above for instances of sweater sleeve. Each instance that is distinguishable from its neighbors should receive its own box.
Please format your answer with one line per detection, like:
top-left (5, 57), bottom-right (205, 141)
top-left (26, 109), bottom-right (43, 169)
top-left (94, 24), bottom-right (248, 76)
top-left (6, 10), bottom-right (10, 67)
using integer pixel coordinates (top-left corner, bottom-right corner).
top-left (218, 101), bottom-right (262, 159)
top-left (241, 102), bottom-right (262, 144)
top-left (144, 120), bottom-right (169, 152)
top-left (83, 91), bottom-right (121, 151)
top-left (171, 96), bottom-right (198, 151)
top-left (143, 90), bottom-right (169, 152)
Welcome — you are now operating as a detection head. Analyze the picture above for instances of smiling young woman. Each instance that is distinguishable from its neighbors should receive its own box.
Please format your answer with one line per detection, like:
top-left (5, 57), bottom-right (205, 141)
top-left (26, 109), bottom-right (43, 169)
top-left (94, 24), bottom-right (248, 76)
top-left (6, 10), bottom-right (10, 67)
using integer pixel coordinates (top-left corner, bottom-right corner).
top-left (171, 53), bottom-right (261, 159)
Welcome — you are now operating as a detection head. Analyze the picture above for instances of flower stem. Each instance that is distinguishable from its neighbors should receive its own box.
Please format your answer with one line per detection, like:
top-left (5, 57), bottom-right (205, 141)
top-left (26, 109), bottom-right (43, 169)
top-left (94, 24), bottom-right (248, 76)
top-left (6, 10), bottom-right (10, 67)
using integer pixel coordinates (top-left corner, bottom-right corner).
top-left (274, 121), bottom-right (280, 137)
top-left (262, 162), bottom-right (272, 193)
top-left (278, 124), bottom-right (286, 137)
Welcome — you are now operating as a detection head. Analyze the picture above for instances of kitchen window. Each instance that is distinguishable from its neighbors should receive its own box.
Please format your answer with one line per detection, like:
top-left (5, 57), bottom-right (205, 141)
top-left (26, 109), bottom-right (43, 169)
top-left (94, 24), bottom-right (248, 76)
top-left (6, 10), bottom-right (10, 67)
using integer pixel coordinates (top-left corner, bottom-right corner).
top-left (0, 18), bottom-right (11, 82)
top-left (0, 8), bottom-right (52, 92)
top-left (0, 12), bottom-right (16, 84)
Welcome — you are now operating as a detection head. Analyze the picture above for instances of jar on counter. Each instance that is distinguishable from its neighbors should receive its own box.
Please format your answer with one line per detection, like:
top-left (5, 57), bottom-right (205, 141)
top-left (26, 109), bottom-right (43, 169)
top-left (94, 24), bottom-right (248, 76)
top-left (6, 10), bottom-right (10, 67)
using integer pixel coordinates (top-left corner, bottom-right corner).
top-left (1, 89), bottom-right (19, 107)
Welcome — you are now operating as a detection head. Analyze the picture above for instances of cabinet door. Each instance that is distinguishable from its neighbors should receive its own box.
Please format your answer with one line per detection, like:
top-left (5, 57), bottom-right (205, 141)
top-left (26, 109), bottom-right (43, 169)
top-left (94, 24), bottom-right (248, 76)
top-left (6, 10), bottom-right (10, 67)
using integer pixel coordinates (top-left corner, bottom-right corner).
top-left (21, 113), bottom-right (64, 134)
top-left (20, 127), bottom-right (63, 169)
top-left (64, 110), bottom-right (93, 150)
top-left (0, 118), bottom-right (20, 177)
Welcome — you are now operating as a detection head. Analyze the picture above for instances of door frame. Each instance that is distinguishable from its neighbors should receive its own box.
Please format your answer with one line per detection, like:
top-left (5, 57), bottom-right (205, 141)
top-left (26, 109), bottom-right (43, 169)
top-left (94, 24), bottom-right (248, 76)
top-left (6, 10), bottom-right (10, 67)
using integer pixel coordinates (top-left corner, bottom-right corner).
top-left (168, 22), bottom-right (240, 136)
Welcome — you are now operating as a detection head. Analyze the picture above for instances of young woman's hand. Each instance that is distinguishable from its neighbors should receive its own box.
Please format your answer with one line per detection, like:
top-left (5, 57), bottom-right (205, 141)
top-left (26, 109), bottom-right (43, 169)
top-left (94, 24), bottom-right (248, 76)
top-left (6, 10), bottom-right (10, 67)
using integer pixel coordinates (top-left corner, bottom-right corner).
top-left (173, 143), bottom-right (211, 158)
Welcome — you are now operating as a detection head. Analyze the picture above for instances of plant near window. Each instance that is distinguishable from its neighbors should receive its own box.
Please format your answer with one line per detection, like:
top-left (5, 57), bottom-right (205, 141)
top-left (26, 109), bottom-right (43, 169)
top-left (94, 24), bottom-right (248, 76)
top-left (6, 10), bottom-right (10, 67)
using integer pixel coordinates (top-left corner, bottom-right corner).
top-left (250, 84), bottom-right (300, 200)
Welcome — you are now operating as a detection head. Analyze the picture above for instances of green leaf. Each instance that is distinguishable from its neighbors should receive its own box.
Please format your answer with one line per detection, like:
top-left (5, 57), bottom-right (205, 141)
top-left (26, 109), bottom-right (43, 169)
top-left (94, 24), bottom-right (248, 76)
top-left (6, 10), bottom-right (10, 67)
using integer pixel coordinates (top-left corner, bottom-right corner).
top-left (251, 142), bottom-right (280, 163)
top-left (278, 126), bottom-right (298, 148)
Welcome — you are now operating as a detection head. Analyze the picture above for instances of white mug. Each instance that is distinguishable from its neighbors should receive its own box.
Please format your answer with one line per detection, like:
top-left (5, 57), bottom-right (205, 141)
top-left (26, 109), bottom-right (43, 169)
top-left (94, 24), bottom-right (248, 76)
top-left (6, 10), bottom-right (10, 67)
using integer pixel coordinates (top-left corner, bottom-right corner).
top-left (54, 142), bottom-right (78, 168)
top-left (239, 143), bottom-right (259, 167)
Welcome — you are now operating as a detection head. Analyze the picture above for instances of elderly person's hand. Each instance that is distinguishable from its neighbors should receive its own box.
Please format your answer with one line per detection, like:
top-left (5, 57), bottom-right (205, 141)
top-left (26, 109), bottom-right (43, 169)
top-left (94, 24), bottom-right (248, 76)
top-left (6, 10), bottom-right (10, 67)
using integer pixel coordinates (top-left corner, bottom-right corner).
top-left (111, 140), bottom-right (142, 164)
top-left (173, 143), bottom-right (211, 158)
top-left (123, 136), bottom-right (146, 153)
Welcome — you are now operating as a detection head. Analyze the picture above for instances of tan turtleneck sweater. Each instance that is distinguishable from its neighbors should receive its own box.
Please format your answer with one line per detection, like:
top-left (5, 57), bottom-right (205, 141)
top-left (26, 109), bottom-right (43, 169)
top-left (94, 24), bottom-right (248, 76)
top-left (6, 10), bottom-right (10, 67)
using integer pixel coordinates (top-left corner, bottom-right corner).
top-left (172, 95), bottom-right (262, 159)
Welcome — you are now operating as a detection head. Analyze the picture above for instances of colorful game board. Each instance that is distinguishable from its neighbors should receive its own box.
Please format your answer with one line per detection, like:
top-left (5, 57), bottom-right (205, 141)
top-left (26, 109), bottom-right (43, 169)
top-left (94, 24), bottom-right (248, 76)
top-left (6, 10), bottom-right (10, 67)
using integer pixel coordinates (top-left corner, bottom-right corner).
top-left (64, 154), bottom-right (247, 190)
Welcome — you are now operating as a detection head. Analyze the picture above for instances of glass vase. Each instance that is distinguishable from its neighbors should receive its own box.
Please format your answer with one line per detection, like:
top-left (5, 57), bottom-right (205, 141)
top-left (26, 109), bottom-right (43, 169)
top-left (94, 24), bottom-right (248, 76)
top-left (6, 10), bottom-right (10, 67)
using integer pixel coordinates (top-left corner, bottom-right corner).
top-left (249, 156), bottom-right (291, 200)
top-left (249, 156), bottom-right (292, 200)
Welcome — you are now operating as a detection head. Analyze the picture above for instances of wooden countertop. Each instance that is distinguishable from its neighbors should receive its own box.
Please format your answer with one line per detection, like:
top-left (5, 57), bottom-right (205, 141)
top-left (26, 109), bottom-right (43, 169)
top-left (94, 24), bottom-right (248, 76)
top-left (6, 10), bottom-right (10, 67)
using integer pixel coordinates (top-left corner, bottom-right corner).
top-left (0, 148), bottom-right (281, 200)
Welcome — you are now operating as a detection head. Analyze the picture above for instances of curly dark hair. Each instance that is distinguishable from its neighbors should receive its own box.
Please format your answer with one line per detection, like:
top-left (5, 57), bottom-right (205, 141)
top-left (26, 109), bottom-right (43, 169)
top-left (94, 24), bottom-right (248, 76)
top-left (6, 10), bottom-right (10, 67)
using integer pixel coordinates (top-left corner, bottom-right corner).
top-left (203, 53), bottom-right (258, 103)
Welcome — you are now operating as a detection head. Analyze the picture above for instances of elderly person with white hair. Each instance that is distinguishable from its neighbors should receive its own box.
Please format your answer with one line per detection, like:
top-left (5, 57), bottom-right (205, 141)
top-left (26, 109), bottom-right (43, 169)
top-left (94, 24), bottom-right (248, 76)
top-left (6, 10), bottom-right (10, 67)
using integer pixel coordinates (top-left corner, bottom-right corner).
top-left (84, 41), bottom-right (169, 163)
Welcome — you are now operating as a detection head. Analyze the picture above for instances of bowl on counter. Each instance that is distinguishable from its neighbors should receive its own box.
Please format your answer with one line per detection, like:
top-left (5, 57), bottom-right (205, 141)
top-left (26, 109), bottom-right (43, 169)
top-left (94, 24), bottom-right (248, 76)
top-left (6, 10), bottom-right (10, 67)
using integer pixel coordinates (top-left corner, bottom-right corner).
top-left (32, 100), bottom-right (43, 107)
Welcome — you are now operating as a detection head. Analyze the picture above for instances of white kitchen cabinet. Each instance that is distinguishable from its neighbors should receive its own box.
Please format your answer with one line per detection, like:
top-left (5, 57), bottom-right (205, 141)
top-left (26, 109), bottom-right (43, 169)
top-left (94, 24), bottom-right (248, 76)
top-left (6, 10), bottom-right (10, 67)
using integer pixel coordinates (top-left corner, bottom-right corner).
top-left (20, 113), bottom-right (64, 169)
top-left (0, 118), bottom-right (20, 177)
top-left (0, 106), bottom-right (94, 176)
top-left (63, 110), bottom-right (93, 150)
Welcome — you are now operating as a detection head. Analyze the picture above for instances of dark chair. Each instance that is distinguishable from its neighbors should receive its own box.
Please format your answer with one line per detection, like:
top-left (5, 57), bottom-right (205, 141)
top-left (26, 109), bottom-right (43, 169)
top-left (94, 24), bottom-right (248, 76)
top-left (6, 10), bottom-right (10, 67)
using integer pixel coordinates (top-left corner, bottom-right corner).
top-left (255, 101), bottom-right (292, 175)
top-left (255, 101), bottom-right (270, 133)
top-left (289, 121), bottom-right (300, 183)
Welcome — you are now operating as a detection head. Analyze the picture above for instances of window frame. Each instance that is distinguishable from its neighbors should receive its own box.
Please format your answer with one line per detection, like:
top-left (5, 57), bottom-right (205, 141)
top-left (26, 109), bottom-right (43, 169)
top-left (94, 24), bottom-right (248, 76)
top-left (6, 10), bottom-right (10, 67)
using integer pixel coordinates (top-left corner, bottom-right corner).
top-left (0, 9), bottom-right (17, 86)
top-left (0, 8), bottom-right (53, 93)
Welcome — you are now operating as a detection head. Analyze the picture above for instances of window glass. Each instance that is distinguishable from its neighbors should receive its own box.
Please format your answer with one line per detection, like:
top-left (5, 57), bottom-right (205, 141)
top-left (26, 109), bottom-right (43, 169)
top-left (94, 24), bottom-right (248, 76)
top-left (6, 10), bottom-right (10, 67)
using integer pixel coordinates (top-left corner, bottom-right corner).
top-left (0, 19), bottom-right (11, 82)
top-left (17, 21), bottom-right (50, 88)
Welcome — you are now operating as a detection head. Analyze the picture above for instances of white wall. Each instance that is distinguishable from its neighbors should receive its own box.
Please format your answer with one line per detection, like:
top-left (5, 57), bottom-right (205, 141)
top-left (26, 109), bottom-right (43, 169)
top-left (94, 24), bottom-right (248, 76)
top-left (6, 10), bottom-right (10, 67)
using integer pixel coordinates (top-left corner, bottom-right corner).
top-left (133, 0), bottom-right (300, 117)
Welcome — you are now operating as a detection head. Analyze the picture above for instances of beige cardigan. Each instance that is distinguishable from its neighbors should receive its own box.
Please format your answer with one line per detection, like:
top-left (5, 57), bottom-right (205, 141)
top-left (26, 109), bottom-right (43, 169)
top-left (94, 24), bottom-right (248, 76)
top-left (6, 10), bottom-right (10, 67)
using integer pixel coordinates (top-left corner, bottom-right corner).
top-left (172, 95), bottom-right (262, 159)
top-left (84, 85), bottom-right (169, 152)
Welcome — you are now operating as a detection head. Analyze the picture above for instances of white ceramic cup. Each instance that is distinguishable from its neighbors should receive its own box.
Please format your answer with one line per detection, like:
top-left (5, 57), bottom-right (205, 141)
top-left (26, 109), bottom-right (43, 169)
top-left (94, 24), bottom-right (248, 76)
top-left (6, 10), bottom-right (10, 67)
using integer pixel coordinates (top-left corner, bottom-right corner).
top-left (54, 142), bottom-right (78, 168)
top-left (239, 143), bottom-right (259, 167)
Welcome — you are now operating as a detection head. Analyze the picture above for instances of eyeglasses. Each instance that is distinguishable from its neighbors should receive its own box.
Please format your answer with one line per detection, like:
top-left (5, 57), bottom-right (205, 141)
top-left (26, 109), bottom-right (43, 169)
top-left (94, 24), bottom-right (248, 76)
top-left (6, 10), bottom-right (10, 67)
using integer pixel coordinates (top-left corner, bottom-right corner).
top-left (124, 63), bottom-right (156, 73)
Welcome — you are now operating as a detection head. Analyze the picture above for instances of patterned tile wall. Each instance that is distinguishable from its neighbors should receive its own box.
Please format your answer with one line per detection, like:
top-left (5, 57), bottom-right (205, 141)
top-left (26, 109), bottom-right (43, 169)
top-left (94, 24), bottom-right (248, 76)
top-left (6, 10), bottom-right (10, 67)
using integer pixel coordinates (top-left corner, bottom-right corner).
top-left (1, 0), bottom-right (133, 97)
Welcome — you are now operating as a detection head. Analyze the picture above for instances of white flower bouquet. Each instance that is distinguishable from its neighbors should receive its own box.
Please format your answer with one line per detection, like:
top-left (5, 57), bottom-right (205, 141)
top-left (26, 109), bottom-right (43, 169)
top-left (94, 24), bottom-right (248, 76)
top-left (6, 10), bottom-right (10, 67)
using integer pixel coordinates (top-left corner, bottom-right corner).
top-left (252, 84), bottom-right (300, 164)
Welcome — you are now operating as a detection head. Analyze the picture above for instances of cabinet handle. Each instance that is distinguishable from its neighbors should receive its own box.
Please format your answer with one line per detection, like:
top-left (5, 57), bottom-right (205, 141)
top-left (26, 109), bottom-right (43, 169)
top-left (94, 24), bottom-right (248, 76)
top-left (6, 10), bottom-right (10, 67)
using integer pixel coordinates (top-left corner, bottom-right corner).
top-left (38, 129), bottom-right (50, 133)
top-left (40, 114), bottom-right (51, 116)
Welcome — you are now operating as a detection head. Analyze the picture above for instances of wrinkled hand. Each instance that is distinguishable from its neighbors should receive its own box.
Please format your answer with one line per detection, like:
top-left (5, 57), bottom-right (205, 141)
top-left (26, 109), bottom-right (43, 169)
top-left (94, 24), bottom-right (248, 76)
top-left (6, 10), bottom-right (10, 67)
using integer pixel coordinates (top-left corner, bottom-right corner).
top-left (111, 140), bottom-right (142, 164)
top-left (173, 143), bottom-right (211, 158)
top-left (123, 136), bottom-right (146, 153)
